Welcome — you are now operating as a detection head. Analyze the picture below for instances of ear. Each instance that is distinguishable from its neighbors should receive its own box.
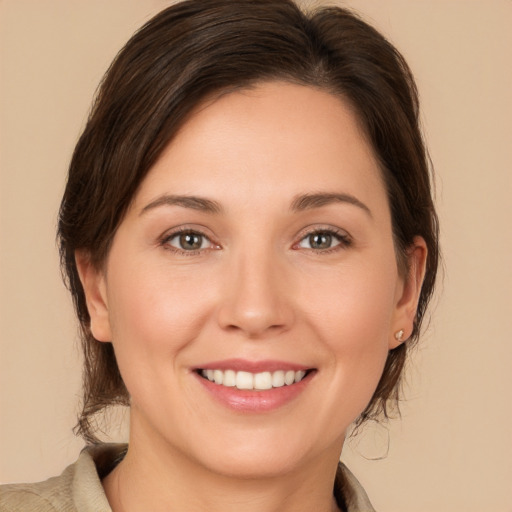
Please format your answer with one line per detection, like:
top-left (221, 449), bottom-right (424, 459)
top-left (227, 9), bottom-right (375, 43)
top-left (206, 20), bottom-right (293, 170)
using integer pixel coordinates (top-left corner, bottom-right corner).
top-left (389, 236), bottom-right (428, 349)
top-left (75, 250), bottom-right (112, 342)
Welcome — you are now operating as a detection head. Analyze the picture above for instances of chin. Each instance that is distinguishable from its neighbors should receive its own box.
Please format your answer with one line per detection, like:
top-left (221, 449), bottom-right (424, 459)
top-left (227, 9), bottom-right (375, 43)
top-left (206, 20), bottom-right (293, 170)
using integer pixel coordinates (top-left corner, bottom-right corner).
top-left (184, 426), bottom-right (341, 480)
top-left (199, 449), bottom-right (305, 480)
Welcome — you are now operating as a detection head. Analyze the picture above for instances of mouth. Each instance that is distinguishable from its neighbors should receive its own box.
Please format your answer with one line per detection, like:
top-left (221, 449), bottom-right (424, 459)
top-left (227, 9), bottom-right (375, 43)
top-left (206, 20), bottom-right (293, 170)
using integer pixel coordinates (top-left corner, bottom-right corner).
top-left (193, 359), bottom-right (316, 412)
top-left (196, 368), bottom-right (313, 391)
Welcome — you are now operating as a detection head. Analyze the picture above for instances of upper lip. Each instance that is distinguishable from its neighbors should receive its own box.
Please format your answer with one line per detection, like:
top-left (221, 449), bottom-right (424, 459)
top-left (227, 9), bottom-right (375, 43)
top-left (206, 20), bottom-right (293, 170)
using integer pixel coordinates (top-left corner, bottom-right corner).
top-left (194, 358), bottom-right (312, 373)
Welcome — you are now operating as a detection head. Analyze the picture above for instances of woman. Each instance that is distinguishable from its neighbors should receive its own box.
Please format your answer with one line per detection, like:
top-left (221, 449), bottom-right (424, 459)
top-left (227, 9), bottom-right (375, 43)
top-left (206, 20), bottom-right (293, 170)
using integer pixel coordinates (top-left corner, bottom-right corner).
top-left (0, 0), bottom-right (438, 510)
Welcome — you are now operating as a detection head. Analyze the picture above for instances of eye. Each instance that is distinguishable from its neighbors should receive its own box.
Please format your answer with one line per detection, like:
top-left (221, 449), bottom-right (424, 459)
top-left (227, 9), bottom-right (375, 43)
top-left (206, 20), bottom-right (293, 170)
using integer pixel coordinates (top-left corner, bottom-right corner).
top-left (163, 230), bottom-right (214, 252)
top-left (296, 229), bottom-right (351, 251)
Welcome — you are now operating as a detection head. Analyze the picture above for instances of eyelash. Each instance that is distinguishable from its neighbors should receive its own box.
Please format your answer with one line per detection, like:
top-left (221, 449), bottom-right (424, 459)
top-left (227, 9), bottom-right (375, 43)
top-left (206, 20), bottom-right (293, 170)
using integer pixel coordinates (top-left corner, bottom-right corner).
top-left (159, 227), bottom-right (352, 256)
top-left (294, 227), bottom-right (352, 254)
top-left (160, 227), bottom-right (218, 256)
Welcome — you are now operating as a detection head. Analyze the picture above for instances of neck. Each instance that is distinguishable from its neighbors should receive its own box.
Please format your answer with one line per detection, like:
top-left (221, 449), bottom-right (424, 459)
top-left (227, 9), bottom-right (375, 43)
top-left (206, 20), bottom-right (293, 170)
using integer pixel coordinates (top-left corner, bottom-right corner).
top-left (103, 420), bottom-right (343, 512)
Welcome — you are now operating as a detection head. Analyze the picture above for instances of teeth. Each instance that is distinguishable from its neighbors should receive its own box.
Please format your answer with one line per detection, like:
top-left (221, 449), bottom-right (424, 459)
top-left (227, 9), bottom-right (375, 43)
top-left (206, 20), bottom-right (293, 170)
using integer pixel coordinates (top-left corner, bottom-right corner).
top-left (236, 371), bottom-right (253, 390)
top-left (284, 370), bottom-right (295, 385)
top-left (294, 370), bottom-right (306, 383)
top-left (213, 369), bottom-right (223, 385)
top-left (254, 371), bottom-right (272, 390)
top-left (272, 370), bottom-right (285, 387)
top-left (200, 368), bottom-right (308, 390)
top-left (223, 369), bottom-right (236, 387)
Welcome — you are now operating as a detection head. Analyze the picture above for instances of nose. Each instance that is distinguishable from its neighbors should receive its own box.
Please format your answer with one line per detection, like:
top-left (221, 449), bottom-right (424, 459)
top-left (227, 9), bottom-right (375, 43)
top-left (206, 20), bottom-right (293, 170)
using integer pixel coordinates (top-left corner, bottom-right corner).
top-left (216, 249), bottom-right (295, 338)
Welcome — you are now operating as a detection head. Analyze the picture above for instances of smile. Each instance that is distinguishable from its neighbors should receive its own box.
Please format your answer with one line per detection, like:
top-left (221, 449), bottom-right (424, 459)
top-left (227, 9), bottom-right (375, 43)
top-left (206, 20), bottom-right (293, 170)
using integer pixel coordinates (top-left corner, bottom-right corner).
top-left (199, 369), bottom-right (308, 390)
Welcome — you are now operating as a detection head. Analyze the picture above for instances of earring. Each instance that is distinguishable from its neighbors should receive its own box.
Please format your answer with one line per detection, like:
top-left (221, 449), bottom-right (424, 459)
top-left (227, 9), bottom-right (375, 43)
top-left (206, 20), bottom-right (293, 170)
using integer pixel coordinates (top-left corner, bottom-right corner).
top-left (394, 329), bottom-right (405, 342)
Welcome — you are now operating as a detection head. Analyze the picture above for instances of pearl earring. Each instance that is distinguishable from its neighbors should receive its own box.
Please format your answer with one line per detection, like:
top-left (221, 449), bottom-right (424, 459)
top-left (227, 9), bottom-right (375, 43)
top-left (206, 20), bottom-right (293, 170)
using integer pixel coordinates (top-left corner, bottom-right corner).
top-left (394, 329), bottom-right (405, 342)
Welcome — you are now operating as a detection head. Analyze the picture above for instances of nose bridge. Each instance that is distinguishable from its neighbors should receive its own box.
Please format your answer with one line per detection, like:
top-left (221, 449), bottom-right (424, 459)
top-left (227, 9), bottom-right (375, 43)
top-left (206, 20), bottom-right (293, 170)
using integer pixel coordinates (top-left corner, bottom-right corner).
top-left (217, 242), bottom-right (293, 336)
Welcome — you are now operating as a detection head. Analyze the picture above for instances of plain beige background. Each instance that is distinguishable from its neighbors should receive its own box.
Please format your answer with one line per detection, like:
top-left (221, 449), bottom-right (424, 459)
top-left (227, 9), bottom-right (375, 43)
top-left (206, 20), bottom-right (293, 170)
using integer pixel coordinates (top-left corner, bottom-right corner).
top-left (1, 1), bottom-right (511, 510)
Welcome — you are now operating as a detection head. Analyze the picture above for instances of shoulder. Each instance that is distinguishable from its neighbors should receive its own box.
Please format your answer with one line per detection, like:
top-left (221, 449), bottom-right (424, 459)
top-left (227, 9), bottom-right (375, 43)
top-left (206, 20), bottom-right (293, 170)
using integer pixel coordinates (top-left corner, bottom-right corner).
top-left (0, 470), bottom-right (74, 512)
top-left (336, 462), bottom-right (376, 512)
top-left (0, 444), bottom-right (126, 512)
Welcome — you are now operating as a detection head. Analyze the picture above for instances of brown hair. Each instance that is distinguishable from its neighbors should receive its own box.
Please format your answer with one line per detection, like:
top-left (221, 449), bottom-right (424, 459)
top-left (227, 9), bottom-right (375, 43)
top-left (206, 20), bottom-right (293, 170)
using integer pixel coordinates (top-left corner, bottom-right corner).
top-left (58, 0), bottom-right (439, 444)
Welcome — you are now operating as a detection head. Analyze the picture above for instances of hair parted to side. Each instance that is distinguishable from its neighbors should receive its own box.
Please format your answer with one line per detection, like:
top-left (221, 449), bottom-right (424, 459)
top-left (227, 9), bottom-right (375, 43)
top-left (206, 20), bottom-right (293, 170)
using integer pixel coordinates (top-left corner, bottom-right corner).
top-left (58, 0), bottom-right (439, 444)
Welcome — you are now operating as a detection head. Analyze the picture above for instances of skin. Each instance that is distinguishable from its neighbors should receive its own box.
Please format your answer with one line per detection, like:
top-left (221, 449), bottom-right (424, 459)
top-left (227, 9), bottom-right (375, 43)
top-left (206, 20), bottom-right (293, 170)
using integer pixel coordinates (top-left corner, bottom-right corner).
top-left (77, 82), bottom-right (427, 512)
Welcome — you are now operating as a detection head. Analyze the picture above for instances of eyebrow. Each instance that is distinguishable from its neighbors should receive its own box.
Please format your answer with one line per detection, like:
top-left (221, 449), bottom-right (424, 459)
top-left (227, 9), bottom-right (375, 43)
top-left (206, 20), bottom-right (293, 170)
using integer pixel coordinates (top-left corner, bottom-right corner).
top-left (140, 192), bottom-right (371, 217)
top-left (290, 192), bottom-right (372, 217)
top-left (140, 195), bottom-right (223, 215)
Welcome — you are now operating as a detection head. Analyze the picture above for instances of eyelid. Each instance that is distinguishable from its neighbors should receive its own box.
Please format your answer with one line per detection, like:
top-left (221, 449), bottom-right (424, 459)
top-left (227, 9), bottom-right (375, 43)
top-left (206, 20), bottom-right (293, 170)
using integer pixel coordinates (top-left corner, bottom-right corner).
top-left (158, 224), bottom-right (351, 255)
top-left (293, 225), bottom-right (352, 252)
top-left (159, 225), bottom-right (220, 254)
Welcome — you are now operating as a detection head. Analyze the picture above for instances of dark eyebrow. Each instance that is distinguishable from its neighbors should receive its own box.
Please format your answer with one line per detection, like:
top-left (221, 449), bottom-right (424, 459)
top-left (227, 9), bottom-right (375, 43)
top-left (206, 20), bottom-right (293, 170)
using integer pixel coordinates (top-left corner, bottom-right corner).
top-left (290, 192), bottom-right (372, 217)
top-left (140, 195), bottom-right (223, 215)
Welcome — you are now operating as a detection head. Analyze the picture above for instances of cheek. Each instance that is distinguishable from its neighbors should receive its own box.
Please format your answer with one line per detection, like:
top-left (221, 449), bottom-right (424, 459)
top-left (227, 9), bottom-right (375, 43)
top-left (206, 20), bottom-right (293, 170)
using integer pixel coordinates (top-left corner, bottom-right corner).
top-left (105, 262), bottom-right (215, 371)
top-left (302, 258), bottom-right (398, 346)
top-left (299, 260), bottom-right (397, 417)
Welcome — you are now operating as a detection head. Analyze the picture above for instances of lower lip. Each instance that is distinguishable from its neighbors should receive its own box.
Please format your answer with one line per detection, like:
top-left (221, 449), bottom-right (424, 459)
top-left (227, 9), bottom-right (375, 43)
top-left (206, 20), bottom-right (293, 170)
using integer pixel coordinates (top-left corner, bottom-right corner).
top-left (194, 372), bottom-right (314, 413)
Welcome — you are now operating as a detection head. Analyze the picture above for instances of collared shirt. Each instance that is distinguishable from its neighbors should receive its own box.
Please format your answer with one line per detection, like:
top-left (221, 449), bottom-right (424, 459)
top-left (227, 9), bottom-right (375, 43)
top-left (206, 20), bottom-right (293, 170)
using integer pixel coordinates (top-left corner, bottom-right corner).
top-left (0, 444), bottom-right (375, 512)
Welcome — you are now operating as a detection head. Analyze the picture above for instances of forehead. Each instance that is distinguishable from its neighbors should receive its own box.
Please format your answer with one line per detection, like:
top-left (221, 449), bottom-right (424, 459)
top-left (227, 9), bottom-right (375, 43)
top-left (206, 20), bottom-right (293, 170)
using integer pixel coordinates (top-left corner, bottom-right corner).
top-left (133, 81), bottom-right (386, 212)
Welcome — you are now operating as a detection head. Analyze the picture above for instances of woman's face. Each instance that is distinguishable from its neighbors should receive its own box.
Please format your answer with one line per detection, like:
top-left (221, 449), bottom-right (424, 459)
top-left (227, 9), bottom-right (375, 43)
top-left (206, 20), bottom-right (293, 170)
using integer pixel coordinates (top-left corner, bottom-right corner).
top-left (82, 82), bottom-right (421, 478)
